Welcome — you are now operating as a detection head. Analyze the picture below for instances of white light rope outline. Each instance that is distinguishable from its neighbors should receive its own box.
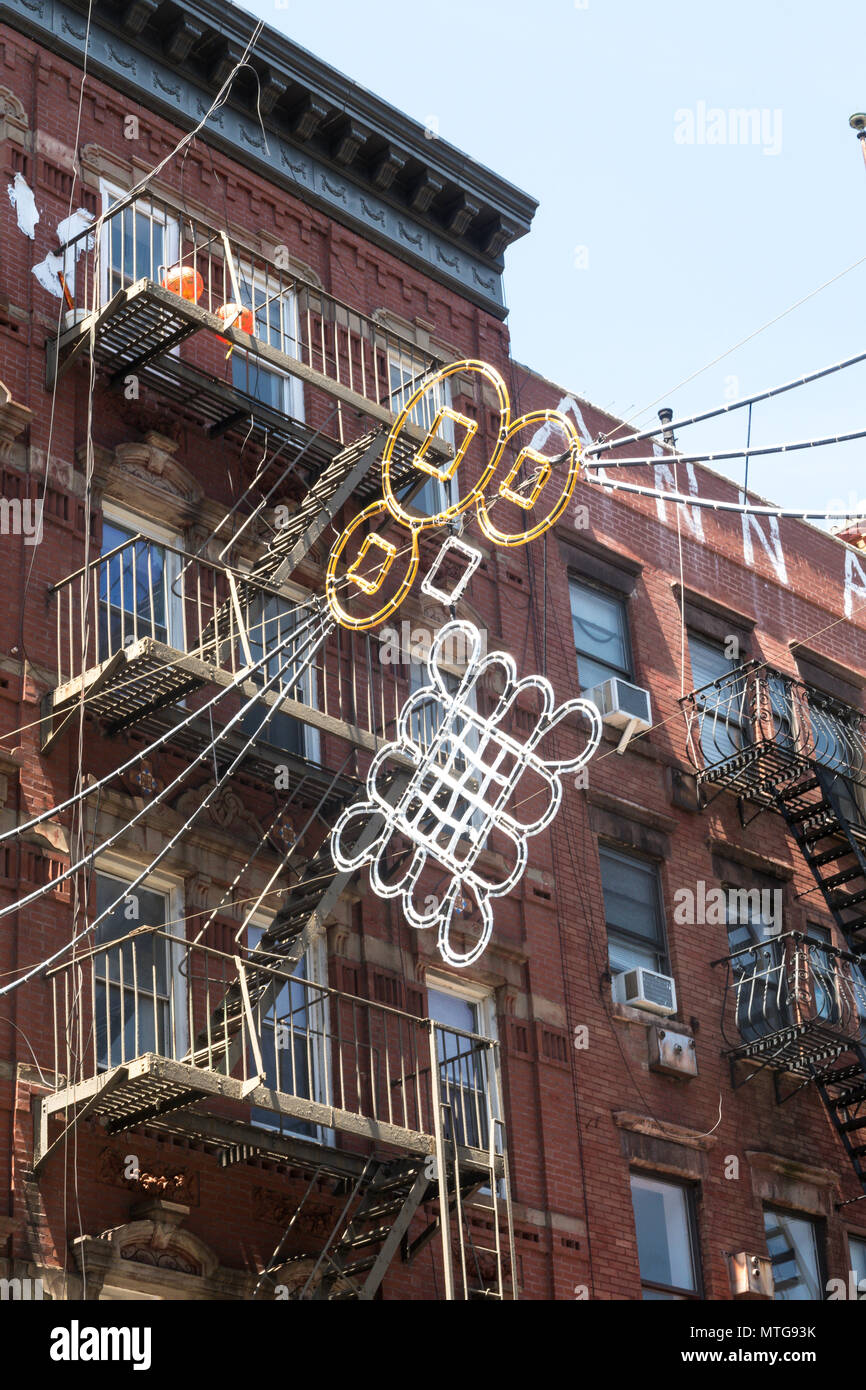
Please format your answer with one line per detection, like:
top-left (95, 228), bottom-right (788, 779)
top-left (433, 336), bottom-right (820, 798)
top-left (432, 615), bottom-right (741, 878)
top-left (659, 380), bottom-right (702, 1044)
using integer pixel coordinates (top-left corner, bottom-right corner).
top-left (331, 612), bottom-right (602, 967)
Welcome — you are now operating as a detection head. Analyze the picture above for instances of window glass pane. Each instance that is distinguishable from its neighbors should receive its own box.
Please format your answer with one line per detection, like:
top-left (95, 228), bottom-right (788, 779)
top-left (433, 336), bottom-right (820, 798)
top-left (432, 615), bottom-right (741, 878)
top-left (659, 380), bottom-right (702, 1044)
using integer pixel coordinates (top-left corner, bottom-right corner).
top-left (764, 1210), bottom-right (822, 1300)
top-left (94, 872), bottom-right (170, 1068)
top-left (249, 925), bottom-right (317, 1138)
top-left (428, 986), bottom-right (490, 1150)
top-left (106, 198), bottom-right (168, 292)
top-left (725, 892), bottom-right (787, 1040)
top-left (570, 581), bottom-right (629, 689)
top-left (631, 1174), bottom-right (697, 1293)
top-left (391, 361), bottom-right (456, 517)
top-left (688, 634), bottom-right (743, 763)
top-left (99, 519), bottom-right (168, 649)
top-left (688, 634), bottom-right (735, 691)
top-left (600, 849), bottom-right (662, 945)
top-left (849, 1236), bottom-right (866, 1286)
top-left (239, 596), bottom-right (308, 757)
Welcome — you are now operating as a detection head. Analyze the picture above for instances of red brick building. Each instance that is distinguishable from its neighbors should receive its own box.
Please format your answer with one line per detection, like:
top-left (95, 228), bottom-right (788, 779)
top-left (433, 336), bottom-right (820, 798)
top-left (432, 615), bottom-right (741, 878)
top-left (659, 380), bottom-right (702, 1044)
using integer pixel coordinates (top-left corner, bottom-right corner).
top-left (0, 0), bottom-right (865, 1303)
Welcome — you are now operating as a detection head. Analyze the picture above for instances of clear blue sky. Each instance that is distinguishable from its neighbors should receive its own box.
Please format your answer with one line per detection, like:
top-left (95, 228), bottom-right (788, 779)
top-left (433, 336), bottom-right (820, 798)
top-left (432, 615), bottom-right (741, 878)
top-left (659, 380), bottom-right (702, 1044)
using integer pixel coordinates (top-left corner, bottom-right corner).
top-left (239, 0), bottom-right (866, 520)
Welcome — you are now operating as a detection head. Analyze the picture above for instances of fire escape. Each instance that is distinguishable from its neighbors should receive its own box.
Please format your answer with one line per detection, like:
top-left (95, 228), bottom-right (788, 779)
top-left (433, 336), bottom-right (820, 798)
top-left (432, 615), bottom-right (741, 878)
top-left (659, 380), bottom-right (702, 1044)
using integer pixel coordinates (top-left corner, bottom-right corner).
top-left (31, 194), bottom-right (517, 1298)
top-left (682, 662), bottom-right (866, 1201)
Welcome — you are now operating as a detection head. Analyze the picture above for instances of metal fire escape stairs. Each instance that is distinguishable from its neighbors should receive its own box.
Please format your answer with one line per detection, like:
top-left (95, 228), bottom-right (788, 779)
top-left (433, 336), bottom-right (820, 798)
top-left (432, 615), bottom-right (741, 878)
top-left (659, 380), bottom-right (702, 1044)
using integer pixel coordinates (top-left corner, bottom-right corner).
top-left (769, 766), bottom-right (866, 1201)
top-left (686, 666), bottom-right (866, 1202)
top-left (41, 267), bottom-right (504, 1291)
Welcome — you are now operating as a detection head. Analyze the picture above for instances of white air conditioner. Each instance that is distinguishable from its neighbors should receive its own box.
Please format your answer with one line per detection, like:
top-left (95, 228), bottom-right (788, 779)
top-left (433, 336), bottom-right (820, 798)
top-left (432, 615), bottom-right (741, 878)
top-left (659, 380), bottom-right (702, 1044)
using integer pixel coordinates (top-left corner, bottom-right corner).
top-left (613, 967), bottom-right (677, 1016)
top-left (585, 678), bottom-right (652, 754)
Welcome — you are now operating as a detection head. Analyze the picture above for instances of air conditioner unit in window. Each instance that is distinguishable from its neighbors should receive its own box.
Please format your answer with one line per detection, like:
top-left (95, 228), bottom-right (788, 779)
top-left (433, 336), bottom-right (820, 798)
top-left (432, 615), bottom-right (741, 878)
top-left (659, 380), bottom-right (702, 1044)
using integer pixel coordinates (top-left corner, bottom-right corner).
top-left (585, 678), bottom-right (652, 754)
top-left (612, 967), bottom-right (677, 1016)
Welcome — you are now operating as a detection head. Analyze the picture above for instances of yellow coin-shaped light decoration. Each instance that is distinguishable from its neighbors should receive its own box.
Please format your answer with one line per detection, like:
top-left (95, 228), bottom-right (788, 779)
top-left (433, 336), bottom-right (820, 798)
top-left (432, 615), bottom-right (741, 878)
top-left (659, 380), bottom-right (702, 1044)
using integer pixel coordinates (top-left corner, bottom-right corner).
top-left (325, 500), bottom-right (421, 631)
top-left (381, 359), bottom-right (511, 529)
top-left (475, 410), bottom-right (583, 547)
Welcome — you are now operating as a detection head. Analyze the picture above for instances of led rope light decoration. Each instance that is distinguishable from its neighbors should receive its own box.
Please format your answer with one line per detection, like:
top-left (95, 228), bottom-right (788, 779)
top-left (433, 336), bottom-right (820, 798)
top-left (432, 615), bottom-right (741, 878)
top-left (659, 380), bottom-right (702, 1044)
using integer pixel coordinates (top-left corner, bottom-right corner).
top-left (332, 611), bottom-right (603, 968)
top-left (324, 362), bottom-right (603, 966)
top-left (325, 359), bottom-right (584, 631)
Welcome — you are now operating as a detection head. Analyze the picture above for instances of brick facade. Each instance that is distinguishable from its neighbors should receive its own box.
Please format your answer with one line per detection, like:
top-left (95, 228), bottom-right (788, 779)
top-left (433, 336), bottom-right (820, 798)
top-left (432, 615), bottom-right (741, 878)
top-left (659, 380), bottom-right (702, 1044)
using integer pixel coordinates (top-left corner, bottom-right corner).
top-left (1, 13), bottom-right (865, 1302)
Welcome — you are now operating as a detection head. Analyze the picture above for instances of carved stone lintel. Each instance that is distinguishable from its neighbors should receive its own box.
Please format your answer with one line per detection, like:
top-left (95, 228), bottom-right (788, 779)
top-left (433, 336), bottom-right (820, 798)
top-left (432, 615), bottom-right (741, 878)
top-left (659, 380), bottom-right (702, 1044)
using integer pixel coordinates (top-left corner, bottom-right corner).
top-left (0, 87), bottom-right (29, 147)
top-left (0, 381), bottom-right (32, 462)
top-left (174, 780), bottom-right (265, 843)
top-left (89, 430), bottom-right (203, 530)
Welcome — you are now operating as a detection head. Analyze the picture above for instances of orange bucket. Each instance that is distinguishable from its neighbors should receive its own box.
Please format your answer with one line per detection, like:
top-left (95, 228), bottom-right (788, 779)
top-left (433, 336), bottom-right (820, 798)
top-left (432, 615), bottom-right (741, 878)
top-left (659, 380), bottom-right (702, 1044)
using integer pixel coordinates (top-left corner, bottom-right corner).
top-left (160, 265), bottom-right (204, 303)
top-left (216, 302), bottom-right (255, 341)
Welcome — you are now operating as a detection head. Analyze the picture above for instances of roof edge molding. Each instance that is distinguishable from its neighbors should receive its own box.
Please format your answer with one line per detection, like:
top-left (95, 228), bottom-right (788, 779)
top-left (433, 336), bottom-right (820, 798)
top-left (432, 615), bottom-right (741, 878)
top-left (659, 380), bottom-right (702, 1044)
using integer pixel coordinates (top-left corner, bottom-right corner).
top-left (2, 0), bottom-right (539, 316)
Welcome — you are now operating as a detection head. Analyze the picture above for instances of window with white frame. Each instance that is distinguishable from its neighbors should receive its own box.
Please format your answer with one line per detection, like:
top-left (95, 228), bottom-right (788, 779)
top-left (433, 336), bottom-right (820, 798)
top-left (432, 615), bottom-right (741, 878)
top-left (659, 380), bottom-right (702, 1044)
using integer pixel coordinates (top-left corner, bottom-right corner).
top-left (427, 977), bottom-right (498, 1158)
top-left (98, 508), bottom-right (183, 659)
top-left (247, 923), bottom-right (328, 1141)
top-left (100, 182), bottom-right (179, 305)
top-left (764, 1208), bottom-right (824, 1301)
top-left (389, 356), bottom-right (455, 517)
top-left (238, 593), bottom-right (320, 763)
top-left (93, 867), bottom-right (186, 1070)
top-left (630, 1173), bottom-right (701, 1299)
top-left (230, 269), bottom-right (305, 422)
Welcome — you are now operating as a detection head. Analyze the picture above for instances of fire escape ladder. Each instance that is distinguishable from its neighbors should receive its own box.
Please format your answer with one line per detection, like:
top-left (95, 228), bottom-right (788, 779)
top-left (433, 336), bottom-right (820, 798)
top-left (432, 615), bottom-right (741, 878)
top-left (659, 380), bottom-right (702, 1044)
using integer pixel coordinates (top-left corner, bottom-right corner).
top-left (306, 1157), bottom-right (431, 1300)
top-left (811, 1039), bottom-right (866, 1201)
top-left (773, 768), bottom-right (866, 953)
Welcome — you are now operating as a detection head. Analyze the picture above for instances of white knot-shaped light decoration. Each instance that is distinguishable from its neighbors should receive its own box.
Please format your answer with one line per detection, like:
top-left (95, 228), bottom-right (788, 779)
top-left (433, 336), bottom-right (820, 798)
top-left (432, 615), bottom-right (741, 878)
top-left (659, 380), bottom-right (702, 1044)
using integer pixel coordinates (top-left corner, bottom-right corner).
top-left (331, 619), bottom-right (602, 967)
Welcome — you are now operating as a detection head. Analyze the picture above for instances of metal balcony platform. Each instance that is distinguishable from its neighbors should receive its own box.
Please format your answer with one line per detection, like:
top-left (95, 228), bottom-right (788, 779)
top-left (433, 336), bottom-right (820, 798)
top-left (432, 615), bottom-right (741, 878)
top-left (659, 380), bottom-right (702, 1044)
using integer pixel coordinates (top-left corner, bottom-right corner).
top-left (42, 634), bottom-right (388, 758)
top-left (724, 1020), bottom-right (856, 1078)
top-left (33, 1052), bottom-right (499, 1177)
top-left (47, 278), bottom-right (422, 437)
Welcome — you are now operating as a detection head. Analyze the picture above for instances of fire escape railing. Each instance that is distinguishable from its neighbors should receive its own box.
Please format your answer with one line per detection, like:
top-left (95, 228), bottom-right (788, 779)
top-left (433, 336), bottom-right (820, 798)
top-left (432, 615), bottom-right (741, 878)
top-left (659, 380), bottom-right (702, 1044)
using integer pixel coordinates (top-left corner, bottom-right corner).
top-left (680, 660), bottom-right (866, 800)
top-left (712, 931), bottom-right (866, 1070)
top-left (42, 927), bottom-right (504, 1163)
top-left (47, 533), bottom-right (410, 747)
top-left (56, 192), bottom-right (440, 443)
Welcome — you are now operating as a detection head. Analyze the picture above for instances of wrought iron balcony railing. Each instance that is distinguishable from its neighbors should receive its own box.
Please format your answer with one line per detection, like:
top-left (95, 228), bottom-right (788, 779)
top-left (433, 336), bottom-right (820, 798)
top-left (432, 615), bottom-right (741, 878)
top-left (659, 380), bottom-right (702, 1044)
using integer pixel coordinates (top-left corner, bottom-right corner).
top-left (680, 661), bottom-right (866, 801)
top-left (45, 533), bottom-right (409, 753)
top-left (712, 931), bottom-right (866, 1073)
top-left (50, 191), bottom-right (443, 445)
top-left (38, 927), bottom-right (505, 1174)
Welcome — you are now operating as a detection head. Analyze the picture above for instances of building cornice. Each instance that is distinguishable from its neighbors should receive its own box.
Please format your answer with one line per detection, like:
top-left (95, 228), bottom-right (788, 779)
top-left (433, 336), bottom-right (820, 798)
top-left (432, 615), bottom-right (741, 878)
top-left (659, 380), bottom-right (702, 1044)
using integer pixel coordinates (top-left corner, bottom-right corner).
top-left (1, 0), bottom-right (538, 316)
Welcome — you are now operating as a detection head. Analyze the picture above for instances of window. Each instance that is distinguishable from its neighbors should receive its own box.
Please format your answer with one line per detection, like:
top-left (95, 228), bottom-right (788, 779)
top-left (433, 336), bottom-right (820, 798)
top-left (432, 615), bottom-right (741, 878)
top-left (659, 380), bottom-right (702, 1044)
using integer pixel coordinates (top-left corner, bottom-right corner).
top-left (764, 1209), bottom-right (823, 1300)
top-left (100, 182), bottom-right (178, 305)
top-left (569, 578), bottom-right (631, 692)
top-left (389, 357), bottom-right (455, 517)
top-left (248, 924), bottom-right (328, 1141)
top-left (98, 511), bottom-right (182, 659)
top-left (94, 869), bottom-right (184, 1070)
top-left (806, 687), bottom-right (866, 829)
top-left (427, 981), bottom-right (497, 1157)
top-left (687, 633), bottom-right (743, 764)
top-left (239, 594), bottom-right (320, 763)
top-left (600, 846), bottom-right (667, 977)
top-left (725, 886), bottom-right (787, 1041)
top-left (849, 1235), bottom-right (866, 1290)
top-left (630, 1174), bottom-right (700, 1299)
top-left (229, 269), bottom-right (305, 421)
